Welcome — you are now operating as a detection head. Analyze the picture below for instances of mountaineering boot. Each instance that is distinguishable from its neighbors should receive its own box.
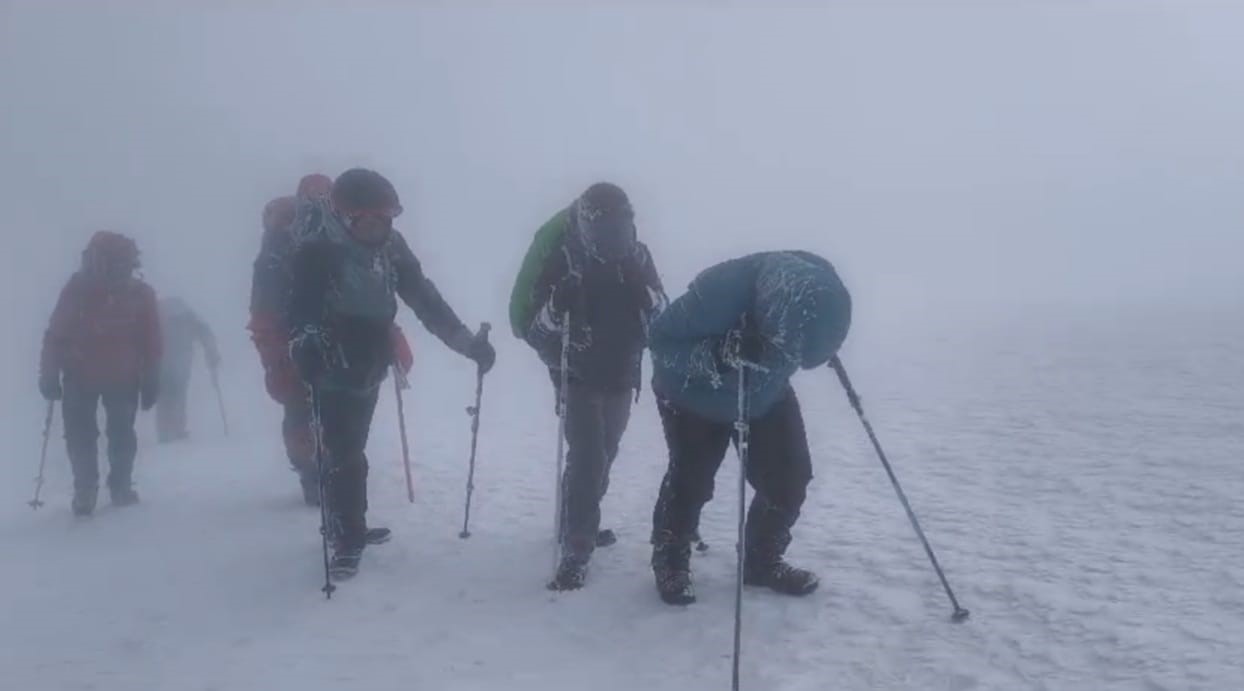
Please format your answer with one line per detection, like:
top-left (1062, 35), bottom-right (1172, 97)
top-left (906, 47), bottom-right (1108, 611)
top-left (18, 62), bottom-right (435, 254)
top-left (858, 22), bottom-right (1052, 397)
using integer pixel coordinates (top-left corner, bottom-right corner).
top-left (692, 529), bottom-right (708, 553)
top-left (72, 486), bottom-right (98, 517)
top-left (743, 559), bottom-right (820, 596)
top-left (547, 554), bottom-right (589, 591)
top-left (329, 545), bottom-right (364, 581)
top-left (365, 527), bottom-right (391, 545)
top-left (595, 529), bottom-right (617, 548)
top-left (652, 532), bottom-right (695, 605)
top-left (110, 485), bottom-right (140, 507)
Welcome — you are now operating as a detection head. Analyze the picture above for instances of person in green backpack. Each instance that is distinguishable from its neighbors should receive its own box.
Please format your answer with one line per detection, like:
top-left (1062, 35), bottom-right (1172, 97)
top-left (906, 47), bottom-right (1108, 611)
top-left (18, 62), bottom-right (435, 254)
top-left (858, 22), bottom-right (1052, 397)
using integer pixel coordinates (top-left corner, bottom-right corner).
top-left (511, 183), bottom-right (668, 591)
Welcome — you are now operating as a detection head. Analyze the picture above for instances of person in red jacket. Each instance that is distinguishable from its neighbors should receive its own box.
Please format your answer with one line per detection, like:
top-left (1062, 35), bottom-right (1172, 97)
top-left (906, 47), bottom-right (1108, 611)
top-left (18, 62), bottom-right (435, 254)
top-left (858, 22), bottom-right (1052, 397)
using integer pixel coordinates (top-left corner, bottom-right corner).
top-left (250, 195), bottom-right (319, 504)
top-left (40, 231), bottom-right (162, 516)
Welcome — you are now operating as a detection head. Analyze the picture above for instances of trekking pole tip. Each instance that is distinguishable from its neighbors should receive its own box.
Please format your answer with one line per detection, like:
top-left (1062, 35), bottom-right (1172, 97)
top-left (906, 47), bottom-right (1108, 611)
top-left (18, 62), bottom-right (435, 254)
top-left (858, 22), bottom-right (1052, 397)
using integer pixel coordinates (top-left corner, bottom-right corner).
top-left (459, 530), bottom-right (471, 539)
top-left (951, 608), bottom-right (970, 623)
top-left (28, 499), bottom-right (43, 510)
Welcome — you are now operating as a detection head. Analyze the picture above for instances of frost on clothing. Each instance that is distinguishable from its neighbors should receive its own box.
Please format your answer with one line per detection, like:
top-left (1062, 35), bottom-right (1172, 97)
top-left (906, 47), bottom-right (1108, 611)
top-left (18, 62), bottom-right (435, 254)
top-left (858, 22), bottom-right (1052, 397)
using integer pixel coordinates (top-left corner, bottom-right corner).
top-left (522, 218), bottom-right (668, 393)
top-left (286, 204), bottom-right (474, 394)
top-left (648, 251), bottom-right (851, 424)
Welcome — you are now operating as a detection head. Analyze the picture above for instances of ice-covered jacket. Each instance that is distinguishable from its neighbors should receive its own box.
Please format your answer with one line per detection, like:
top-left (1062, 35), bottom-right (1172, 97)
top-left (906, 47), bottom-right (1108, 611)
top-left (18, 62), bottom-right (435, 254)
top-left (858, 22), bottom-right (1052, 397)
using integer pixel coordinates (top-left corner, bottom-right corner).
top-left (287, 208), bottom-right (473, 394)
top-left (524, 223), bottom-right (667, 393)
top-left (649, 251), bottom-right (851, 423)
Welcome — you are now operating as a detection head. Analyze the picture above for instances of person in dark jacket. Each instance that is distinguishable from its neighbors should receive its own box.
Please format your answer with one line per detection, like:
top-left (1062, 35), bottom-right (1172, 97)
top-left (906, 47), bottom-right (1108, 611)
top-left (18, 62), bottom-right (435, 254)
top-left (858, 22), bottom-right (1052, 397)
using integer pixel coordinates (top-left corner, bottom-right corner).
top-left (646, 251), bottom-right (851, 605)
top-left (519, 183), bottom-right (667, 590)
top-left (155, 297), bottom-right (220, 443)
top-left (39, 231), bottom-right (162, 515)
top-left (287, 168), bottom-right (495, 579)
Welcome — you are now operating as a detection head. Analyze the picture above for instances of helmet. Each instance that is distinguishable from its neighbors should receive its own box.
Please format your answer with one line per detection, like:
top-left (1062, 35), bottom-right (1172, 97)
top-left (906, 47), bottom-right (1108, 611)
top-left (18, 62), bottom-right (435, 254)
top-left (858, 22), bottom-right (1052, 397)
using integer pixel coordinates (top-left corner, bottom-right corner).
top-left (262, 196), bottom-right (297, 233)
top-left (82, 231), bottom-right (140, 279)
top-left (575, 182), bottom-right (636, 262)
top-left (331, 168), bottom-right (402, 217)
top-left (296, 173), bottom-right (333, 200)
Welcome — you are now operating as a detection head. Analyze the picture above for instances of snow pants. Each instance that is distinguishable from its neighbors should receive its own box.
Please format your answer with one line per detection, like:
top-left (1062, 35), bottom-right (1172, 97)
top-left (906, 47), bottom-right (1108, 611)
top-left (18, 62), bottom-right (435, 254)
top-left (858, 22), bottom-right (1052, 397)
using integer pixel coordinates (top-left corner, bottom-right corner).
top-left (62, 378), bottom-right (141, 493)
top-left (559, 382), bottom-right (633, 559)
top-left (155, 369), bottom-right (191, 442)
top-left (318, 387), bottom-right (380, 550)
top-left (651, 387), bottom-right (812, 564)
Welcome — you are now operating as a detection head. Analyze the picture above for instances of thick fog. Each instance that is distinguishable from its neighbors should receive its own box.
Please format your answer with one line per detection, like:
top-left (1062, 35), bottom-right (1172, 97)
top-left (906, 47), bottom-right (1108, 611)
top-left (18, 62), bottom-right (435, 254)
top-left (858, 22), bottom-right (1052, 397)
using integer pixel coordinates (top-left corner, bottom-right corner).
top-left (4, 3), bottom-right (1242, 354)
top-left (4, 4), bottom-right (1244, 688)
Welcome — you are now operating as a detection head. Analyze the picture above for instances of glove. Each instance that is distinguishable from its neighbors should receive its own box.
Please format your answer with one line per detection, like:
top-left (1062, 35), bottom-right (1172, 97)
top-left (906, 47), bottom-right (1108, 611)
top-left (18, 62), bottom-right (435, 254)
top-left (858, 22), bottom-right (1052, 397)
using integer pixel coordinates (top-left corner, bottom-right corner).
top-left (140, 370), bottom-right (160, 411)
top-left (290, 327), bottom-right (330, 383)
top-left (390, 325), bottom-right (414, 376)
top-left (39, 370), bottom-right (62, 401)
top-left (550, 275), bottom-right (581, 317)
top-left (467, 328), bottom-right (496, 375)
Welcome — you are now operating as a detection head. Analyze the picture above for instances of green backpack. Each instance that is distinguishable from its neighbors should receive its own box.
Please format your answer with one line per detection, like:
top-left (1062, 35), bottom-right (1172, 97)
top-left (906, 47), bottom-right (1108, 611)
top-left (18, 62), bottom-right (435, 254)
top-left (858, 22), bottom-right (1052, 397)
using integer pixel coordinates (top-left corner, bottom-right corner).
top-left (508, 207), bottom-right (572, 339)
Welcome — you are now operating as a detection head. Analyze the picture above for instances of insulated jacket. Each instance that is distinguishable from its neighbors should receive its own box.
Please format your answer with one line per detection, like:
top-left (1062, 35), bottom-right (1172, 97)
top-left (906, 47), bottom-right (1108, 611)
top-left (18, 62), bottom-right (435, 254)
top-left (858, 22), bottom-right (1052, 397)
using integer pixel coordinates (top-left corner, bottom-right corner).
top-left (648, 251), bottom-right (851, 423)
top-left (287, 209), bottom-right (472, 394)
top-left (522, 213), bottom-right (666, 393)
top-left (41, 272), bottom-right (162, 389)
top-left (250, 210), bottom-right (413, 403)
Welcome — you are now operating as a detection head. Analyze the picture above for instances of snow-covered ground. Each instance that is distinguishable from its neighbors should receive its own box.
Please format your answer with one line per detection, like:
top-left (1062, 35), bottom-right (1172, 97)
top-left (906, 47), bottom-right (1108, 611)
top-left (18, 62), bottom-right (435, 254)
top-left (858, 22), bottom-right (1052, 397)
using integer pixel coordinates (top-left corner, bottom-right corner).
top-left (3, 304), bottom-right (1240, 691)
top-left (4, 3), bottom-right (1244, 689)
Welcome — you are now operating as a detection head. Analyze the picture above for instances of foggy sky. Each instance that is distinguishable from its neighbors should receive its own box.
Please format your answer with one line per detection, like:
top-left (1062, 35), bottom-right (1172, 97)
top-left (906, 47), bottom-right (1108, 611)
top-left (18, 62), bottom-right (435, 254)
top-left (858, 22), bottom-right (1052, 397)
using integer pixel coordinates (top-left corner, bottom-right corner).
top-left (2, 1), bottom-right (1242, 408)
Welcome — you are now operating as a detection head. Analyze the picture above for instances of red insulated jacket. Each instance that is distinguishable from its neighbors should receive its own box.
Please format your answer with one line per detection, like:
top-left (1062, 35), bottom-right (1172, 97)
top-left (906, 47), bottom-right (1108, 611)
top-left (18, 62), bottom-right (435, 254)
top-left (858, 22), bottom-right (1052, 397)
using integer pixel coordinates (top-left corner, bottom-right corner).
top-left (41, 272), bottom-right (162, 388)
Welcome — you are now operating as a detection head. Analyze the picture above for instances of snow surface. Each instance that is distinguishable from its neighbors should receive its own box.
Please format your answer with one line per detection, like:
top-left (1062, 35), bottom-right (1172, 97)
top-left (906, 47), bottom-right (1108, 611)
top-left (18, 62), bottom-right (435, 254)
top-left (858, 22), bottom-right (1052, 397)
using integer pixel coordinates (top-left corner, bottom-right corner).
top-left (4, 4), bottom-right (1244, 690)
top-left (3, 305), bottom-right (1241, 691)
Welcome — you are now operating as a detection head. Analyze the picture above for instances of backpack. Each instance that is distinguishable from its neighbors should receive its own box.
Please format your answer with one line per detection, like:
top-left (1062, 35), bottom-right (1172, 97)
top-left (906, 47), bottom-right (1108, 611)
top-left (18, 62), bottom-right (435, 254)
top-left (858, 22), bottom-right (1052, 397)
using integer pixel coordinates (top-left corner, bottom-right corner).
top-left (508, 207), bottom-right (572, 339)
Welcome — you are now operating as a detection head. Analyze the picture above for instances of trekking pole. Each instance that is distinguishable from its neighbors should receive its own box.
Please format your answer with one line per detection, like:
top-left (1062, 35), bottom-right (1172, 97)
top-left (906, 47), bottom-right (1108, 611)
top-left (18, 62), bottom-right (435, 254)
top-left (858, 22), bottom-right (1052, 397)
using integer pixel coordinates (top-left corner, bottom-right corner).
top-left (459, 322), bottom-right (491, 538)
top-left (309, 386), bottom-right (336, 600)
top-left (552, 313), bottom-right (571, 573)
top-left (727, 356), bottom-right (767, 691)
top-left (830, 356), bottom-right (969, 623)
top-left (209, 366), bottom-right (230, 437)
top-left (731, 363), bottom-right (751, 691)
top-left (393, 366), bottom-right (415, 504)
top-left (29, 400), bottom-right (55, 509)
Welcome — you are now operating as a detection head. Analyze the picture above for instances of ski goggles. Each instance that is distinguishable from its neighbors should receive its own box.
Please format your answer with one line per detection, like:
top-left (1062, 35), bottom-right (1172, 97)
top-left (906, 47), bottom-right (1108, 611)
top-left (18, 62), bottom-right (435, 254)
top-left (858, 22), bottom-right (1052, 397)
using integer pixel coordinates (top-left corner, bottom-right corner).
top-left (345, 206), bottom-right (403, 224)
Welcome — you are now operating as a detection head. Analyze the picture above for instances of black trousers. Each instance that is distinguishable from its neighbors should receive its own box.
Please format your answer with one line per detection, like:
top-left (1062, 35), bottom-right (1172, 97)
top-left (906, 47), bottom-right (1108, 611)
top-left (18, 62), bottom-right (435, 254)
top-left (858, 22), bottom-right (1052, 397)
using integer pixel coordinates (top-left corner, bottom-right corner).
top-left (651, 388), bottom-right (813, 563)
top-left (559, 382), bottom-right (633, 558)
top-left (62, 378), bottom-right (140, 492)
top-left (316, 387), bottom-right (380, 550)
top-left (282, 392), bottom-right (315, 475)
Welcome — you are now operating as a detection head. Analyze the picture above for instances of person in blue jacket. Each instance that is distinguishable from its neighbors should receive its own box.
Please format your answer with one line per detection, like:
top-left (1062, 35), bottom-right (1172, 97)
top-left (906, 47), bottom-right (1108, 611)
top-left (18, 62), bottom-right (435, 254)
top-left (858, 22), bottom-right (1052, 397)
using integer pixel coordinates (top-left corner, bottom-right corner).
top-left (647, 251), bottom-right (851, 605)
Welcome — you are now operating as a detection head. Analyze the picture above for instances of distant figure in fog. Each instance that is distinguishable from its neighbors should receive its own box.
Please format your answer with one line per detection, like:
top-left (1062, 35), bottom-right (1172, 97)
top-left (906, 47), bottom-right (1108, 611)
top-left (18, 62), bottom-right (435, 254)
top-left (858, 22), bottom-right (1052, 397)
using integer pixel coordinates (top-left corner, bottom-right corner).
top-left (39, 231), bottom-right (162, 516)
top-left (156, 297), bottom-right (220, 443)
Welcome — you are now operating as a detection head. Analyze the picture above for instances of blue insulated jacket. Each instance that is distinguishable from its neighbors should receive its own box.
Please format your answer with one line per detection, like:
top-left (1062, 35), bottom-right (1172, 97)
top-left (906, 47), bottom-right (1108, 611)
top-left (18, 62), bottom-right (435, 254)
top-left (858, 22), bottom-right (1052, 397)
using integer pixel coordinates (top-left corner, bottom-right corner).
top-left (648, 251), bottom-right (851, 423)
